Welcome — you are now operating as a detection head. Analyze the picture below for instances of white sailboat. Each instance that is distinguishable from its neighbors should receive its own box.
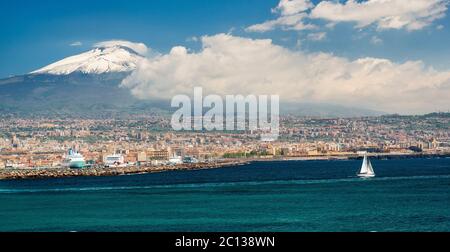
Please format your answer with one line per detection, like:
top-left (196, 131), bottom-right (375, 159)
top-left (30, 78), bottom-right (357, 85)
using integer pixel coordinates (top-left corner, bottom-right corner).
top-left (358, 155), bottom-right (375, 178)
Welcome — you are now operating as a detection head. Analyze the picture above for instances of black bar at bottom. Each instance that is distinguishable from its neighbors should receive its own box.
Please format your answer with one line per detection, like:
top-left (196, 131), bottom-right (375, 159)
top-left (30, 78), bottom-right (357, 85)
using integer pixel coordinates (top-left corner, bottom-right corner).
top-left (0, 232), bottom-right (447, 250)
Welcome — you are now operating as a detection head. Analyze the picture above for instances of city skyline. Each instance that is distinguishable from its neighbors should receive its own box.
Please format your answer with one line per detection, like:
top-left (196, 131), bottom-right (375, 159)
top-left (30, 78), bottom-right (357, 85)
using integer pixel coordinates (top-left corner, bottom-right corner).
top-left (1, 113), bottom-right (449, 171)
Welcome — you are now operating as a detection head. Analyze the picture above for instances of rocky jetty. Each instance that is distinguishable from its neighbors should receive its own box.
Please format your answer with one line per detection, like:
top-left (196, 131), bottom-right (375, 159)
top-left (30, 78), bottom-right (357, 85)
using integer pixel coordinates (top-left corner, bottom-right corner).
top-left (0, 161), bottom-right (249, 180)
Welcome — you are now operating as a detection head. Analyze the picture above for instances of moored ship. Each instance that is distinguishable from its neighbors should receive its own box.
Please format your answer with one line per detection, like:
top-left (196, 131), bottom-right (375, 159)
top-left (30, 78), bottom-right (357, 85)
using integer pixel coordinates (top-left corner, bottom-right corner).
top-left (63, 149), bottom-right (86, 169)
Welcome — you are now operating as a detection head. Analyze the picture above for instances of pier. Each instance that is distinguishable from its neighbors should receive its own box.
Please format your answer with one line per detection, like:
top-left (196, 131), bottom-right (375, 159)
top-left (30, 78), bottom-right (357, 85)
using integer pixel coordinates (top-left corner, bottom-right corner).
top-left (0, 160), bottom-right (249, 180)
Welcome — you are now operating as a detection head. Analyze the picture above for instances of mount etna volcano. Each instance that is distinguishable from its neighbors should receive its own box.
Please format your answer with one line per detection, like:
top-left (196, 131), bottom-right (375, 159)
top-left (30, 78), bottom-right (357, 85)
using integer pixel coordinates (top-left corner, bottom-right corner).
top-left (0, 42), bottom-right (382, 117)
top-left (0, 43), bottom-right (168, 116)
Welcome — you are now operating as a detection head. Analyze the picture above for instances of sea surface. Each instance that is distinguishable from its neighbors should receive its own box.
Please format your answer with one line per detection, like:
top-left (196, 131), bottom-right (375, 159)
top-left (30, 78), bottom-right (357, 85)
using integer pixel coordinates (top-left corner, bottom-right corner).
top-left (1, 158), bottom-right (450, 232)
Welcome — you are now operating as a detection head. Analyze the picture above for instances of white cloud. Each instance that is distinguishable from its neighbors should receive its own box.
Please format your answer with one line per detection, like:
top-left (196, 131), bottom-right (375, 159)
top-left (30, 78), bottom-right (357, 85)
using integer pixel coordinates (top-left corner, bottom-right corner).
top-left (186, 36), bottom-right (199, 42)
top-left (370, 36), bottom-right (383, 45)
top-left (272, 0), bottom-right (314, 16)
top-left (121, 34), bottom-right (450, 114)
top-left (70, 41), bottom-right (82, 47)
top-left (246, 0), bottom-right (316, 32)
top-left (94, 40), bottom-right (149, 55)
top-left (311, 0), bottom-right (449, 31)
top-left (246, 13), bottom-right (316, 32)
top-left (307, 32), bottom-right (327, 41)
top-left (247, 0), bottom-right (449, 32)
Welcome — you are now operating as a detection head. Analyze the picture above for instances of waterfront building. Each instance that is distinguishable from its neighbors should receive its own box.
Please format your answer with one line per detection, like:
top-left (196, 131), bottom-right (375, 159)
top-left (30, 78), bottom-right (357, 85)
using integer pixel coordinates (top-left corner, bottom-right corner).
top-left (137, 152), bottom-right (147, 162)
top-left (147, 149), bottom-right (169, 160)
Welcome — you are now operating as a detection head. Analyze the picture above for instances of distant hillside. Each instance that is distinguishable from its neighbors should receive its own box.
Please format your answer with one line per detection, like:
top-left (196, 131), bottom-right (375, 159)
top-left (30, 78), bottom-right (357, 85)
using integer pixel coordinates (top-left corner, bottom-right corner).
top-left (0, 73), bottom-right (169, 117)
top-left (280, 102), bottom-right (385, 118)
top-left (0, 73), bottom-right (387, 118)
top-left (382, 112), bottom-right (450, 119)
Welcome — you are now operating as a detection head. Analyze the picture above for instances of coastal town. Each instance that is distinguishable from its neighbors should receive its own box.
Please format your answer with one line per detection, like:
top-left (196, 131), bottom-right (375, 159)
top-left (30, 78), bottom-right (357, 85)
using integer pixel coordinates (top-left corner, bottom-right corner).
top-left (1, 113), bottom-right (449, 179)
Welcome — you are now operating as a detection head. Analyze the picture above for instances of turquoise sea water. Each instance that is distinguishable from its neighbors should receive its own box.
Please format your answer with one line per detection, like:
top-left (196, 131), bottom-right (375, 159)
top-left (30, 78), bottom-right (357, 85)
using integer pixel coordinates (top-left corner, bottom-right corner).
top-left (1, 158), bottom-right (450, 232)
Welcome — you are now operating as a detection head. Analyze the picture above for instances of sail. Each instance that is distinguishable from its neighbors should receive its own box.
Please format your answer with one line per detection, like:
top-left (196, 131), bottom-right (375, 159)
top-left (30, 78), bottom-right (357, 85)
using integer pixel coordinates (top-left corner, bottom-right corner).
top-left (367, 159), bottom-right (375, 175)
top-left (360, 155), bottom-right (369, 174)
top-left (358, 155), bottom-right (375, 177)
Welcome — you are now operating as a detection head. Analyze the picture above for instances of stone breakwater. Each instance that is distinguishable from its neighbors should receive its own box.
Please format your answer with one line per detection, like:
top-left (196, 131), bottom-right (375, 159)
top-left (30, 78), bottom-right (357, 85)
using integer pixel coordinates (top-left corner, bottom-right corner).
top-left (0, 161), bottom-right (249, 180)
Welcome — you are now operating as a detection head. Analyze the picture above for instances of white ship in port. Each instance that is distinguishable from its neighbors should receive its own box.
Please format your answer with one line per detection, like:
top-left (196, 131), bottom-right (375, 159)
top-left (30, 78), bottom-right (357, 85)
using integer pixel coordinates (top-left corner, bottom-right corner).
top-left (104, 154), bottom-right (126, 167)
top-left (63, 149), bottom-right (86, 169)
top-left (169, 156), bottom-right (183, 165)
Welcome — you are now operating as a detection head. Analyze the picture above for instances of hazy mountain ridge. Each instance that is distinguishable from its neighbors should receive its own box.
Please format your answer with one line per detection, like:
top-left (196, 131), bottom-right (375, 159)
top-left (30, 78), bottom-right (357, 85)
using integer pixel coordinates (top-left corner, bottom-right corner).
top-left (0, 73), bottom-right (127, 114)
top-left (0, 72), bottom-right (386, 118)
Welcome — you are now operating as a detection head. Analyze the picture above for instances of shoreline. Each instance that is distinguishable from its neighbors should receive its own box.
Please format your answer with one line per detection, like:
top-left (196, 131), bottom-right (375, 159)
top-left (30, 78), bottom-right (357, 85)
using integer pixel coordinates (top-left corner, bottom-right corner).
top-left (1, 153), bottom-right (449, 181)
top-left (249, 152), bottom-right (450, 162)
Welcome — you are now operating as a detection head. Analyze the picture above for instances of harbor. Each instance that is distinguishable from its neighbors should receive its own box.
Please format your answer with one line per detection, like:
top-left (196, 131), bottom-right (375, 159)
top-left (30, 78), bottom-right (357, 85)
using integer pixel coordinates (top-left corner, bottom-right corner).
top-left (2, 153), bottom-right (449, 180)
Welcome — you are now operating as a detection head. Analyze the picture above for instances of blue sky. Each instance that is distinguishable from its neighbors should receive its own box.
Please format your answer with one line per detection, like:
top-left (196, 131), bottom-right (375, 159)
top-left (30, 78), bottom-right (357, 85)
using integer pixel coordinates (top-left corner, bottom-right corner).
top-left (0, 0), bottom-right (450, 78)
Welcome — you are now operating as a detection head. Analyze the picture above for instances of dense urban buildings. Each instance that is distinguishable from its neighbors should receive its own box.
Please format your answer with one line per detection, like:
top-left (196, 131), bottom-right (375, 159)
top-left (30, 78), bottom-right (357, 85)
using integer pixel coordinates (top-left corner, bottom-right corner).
top-left (1, 113), bottom-right (449, 169)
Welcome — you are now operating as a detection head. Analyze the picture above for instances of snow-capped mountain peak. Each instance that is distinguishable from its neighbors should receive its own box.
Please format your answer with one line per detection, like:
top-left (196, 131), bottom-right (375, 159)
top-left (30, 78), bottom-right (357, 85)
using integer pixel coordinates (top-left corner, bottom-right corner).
top-left (31, 43), bottom-right (146, 75)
